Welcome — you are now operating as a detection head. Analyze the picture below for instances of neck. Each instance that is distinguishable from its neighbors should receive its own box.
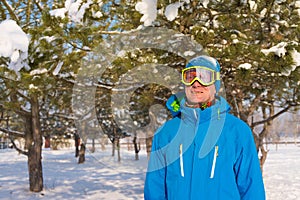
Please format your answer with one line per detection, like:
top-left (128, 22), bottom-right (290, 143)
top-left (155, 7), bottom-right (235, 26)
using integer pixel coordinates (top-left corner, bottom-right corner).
top-left (185, 100), bottom-right (215, 110)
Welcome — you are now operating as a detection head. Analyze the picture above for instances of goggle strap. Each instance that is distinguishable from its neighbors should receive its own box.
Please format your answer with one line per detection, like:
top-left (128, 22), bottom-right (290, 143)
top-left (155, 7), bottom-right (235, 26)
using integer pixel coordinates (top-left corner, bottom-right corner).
top-left (215, 72), bottom-right (220, 80)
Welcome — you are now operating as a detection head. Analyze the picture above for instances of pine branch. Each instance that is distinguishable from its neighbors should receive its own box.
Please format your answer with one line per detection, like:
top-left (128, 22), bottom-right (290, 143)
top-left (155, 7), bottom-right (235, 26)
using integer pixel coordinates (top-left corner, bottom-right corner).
top-left (0, 127), bottom-right (25, 137)
top-left (0, 0), bottom-right (19, 22)
top-left (9, 135), bottom-right (29, 156)
top-left (34, 0), bottom-right (43, 12)
top-left (26, 0), bottom-right (32, 23)
top-left (251, 105), bottom-right (292, 127)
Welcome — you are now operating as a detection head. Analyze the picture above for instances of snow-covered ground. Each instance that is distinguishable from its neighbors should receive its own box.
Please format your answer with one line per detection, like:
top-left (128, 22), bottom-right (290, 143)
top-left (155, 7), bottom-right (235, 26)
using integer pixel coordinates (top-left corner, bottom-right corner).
top-left (263, 143), bottom-right (300, 200)
top-left (0, 143), bottom-right (299, 200)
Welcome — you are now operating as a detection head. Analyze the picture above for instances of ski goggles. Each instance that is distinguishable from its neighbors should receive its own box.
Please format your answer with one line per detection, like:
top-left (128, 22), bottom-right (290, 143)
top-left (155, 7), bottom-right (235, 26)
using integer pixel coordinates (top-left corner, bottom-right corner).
top-left (181, 66), bottom-right (220, 86)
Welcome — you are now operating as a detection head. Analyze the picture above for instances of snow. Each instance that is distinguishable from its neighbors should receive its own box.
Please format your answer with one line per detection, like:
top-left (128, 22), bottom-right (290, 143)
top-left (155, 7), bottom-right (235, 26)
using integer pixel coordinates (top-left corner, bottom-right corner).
top-left (49, 0), bottom-right (94, 23)
top-left (261, 42), bottom-right (287, 57)
top-left (135, 0), bottom-right (157, 26)
top-left (249, 0), bottom-right (257, 12)
top-left (260, 8), bottom-right (268, 17)
top-left (53, 61), bottom-right (64, 76)
top-left (29, 84), bottom-right (39, 90)
top-left (0, 143), bottom-right (299, 200)
top-left (263, 144), bottom-right (300, 200)
top-left (0, 145), bottom-right (147, 200)
top-left (184, 51), bottom-right (196, 56)
top-left (164, 2), bottom-right (184, 21)
top-left (136, 0), bottom-right (192, 23)
top-left (40, 36), bottom-right (56, 43)
top-left (201, 0), bottom-right (209, 8)
top-left (291, 49), bottom-right (300, 68)
top-left (261, 42), bottom-right (300, 76)
top-left (0, 20), bottom-right (29, 58)
top-left (238, 63), bottom-right (252, 70)
top-left (0, 20), bottom-right (30, 74)
top-left (30, 68), bottom-right (48, 76)
top-left (49, 8), bottom-right (66, 18)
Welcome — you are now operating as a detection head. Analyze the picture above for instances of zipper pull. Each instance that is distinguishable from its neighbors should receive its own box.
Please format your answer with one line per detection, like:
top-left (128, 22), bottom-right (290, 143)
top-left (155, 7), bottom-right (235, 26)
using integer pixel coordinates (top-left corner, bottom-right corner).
top-left (179, 144), bottom-right (184, 177)
top-left (210, 145), bottom-right (218, 179)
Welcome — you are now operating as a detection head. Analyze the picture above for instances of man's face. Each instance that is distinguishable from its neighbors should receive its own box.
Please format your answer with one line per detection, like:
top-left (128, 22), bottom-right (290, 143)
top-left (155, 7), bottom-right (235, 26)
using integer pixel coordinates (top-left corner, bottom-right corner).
top-left (185, 80), bottom-right (216, 104)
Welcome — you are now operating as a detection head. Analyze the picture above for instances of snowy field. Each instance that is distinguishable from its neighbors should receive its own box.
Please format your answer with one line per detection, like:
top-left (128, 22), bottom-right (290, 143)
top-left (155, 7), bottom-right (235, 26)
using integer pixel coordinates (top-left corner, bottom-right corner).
top-left (0, 143), bottom-right (299, 200)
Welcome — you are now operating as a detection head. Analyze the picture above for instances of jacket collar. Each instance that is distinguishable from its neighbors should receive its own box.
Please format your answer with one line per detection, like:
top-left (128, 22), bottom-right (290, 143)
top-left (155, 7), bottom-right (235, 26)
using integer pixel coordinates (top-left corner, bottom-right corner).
top-left (180, 96), bottom-right (230, 124)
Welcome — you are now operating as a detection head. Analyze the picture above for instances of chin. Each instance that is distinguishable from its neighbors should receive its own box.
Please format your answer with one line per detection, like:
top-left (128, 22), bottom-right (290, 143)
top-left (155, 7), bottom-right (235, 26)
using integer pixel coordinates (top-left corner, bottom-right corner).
top-left (192, 96), bottom-right (205, 102)
top-left (190, 99), bottom-right (205, 104)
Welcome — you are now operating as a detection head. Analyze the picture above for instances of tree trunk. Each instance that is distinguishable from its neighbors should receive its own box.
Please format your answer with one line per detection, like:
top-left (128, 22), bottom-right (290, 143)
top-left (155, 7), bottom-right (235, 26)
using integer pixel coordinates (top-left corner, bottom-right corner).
top-left (44, 136), bottom-right (50, 148)
top-left (91, 138), bottom-right (95, 153)
top-left (111, 138), bottom-right (115, 157)
top-left (145, 136), bottom-right (153, 160)
top-left (100, 136), bottom-right (106, 151)
top-left (74, 133), bottom-right (80, 157)
top-left (133, 136), bottom-right (140, 160)
top-left (145, 111), bottom-right (157, 160)
top-left (78, 143), bottom-right (86, 164)
top-left (24, 116), bottom-right (33, 151)
top-left (256, 105), bottom-right (273, 173)
top-left (28, 94), bottom-right (43, 192)
top-left (116, 138), bottom-right (121, 162)
top-left (259, 145), bottom-right (268, 174)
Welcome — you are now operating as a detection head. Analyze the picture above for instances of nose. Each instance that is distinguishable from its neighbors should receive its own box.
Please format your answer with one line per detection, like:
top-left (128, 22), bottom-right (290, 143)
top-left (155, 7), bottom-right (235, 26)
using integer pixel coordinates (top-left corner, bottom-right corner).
top-left (192, 80), bottom-right (203, 87)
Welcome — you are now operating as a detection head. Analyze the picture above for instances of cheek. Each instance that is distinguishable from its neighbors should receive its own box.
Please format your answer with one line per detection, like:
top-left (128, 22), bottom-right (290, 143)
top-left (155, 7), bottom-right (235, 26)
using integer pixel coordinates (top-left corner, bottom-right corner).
top-left (184, 87), bottom-right (192, 97)
top-left (184, 88), bottom-right (193, 101)
top-left (207, 86), bottom-right (216, 101)
top-left (209, 85), bottom-right (216, 95)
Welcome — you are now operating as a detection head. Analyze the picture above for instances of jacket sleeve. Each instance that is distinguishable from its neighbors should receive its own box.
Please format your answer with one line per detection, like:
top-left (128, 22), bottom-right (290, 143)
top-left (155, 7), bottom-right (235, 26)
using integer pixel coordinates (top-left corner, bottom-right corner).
top-left (144, 128), bottom-right (167, 200)
top-left (234, 125), bottom-right (266, 200)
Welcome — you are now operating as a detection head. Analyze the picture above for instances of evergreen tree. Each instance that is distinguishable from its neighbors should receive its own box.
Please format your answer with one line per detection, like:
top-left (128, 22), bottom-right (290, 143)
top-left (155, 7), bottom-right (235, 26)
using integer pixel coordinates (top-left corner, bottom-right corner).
top-left (99, 0), bottom-right (300, 168)
top-left (0, 0), bottom-right (114, 192)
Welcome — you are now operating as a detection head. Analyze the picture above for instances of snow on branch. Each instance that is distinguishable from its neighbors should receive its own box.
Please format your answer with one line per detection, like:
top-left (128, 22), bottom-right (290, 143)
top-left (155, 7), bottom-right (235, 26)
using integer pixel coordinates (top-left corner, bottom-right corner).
top-left (0, 20), bottom-right (30, 75)
top-left (261, 42), bottom-right (300, 76)
top-left (49, 0), bottom-right (98, 24)
top-left (135, 0), bottom-right (157, 26)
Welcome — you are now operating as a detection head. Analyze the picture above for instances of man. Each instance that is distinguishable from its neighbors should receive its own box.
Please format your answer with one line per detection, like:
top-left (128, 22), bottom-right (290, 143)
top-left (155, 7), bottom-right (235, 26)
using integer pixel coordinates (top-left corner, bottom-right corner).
top-left (144, 55), bottom-right (265, 200)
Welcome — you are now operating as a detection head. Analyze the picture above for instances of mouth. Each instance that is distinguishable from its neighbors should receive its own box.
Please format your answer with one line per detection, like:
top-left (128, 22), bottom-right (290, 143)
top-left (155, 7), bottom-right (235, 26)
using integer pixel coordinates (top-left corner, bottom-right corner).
top-left (191, 90), bottom-right (203, 94)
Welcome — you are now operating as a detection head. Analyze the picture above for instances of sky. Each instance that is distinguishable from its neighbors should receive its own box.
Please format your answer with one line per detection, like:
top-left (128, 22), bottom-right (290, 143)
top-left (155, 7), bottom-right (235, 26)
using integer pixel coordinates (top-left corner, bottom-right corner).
top-left (0, 142), bottom-right (299, 200)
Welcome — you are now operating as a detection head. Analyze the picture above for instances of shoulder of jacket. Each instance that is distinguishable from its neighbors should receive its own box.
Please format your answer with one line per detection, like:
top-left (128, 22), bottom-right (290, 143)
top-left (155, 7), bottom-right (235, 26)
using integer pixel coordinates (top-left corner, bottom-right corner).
top-left (224, 113), bottom-right (254, 144)
top-left (154, 117), bottom-right (181, 140)
top-left (226, 113), bottom-right (250, 128)
top-left (166, 116), bottom-right (182, 128)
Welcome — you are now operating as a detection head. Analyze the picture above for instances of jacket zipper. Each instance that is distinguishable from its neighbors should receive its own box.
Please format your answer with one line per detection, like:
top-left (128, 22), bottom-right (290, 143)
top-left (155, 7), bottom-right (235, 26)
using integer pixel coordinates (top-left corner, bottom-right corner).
top-left (179, 144), bottom-right (184, 177)
top-left (210, 145), bottom-right (218, 179)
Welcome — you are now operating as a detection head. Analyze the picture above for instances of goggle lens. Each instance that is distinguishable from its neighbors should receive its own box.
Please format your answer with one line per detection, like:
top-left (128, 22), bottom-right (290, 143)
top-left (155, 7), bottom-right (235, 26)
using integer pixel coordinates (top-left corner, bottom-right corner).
top-left (182, 66), bottom-right (219, 86)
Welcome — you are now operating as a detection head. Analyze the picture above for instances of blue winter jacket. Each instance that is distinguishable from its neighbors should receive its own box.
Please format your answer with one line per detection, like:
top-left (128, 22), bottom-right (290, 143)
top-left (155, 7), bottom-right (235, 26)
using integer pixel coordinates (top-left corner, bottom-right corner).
top-left (144, 95), bottom-right (265, 200)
